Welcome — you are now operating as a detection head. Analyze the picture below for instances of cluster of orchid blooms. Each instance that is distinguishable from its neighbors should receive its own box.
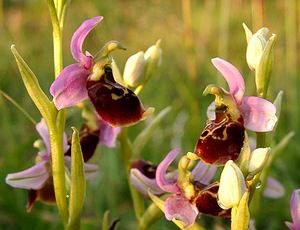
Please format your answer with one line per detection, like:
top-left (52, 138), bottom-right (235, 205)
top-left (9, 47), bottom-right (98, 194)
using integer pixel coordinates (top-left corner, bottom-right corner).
top-left (5, 15), bottom-right (300, 230)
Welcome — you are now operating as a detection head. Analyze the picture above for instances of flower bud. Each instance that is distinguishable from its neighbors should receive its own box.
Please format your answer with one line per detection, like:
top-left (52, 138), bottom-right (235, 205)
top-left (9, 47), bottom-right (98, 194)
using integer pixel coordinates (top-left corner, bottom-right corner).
top-left (243, 23), bottom-right (276, 97)
top-left (218, 160), bottom-right (247, 209)
top-left (246, 26), bottom-right (269, 71)
top-left (144, 40), bottom-right (162, 67)
top-left (248, 147), bottom-right (270, 175)
top-left (123, 51), bottom-right (146, 87)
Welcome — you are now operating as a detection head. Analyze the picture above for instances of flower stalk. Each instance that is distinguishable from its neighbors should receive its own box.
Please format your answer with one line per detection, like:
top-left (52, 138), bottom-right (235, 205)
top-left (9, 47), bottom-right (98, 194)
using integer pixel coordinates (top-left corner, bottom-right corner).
top-left (46, 0), bottom-right (69, 224)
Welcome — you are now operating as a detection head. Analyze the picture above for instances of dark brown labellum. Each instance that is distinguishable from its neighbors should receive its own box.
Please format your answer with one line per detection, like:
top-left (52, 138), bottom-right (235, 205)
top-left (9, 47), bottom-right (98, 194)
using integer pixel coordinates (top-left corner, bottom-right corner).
top-left (87, 65), bottom-right (145, 127)
top-left (130, 160), bottom-right (157, 179)
top-left (195, 182), bottom-right (231, 217)
top-left (194, 111), bottom-right (245, 165)
top-left (65, 125), bottom-right (99, 162)
top-left (27, 177), bottom-right (56, 212)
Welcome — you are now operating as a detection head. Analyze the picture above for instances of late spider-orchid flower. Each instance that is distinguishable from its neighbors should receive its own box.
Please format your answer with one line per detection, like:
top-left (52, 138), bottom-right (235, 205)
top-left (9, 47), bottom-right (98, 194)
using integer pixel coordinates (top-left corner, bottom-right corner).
top-left (152, 148), bottom-right (229, 228)
top-left (208, 58), bottom-right (277, 132)
top-left (50, 16), bottom-right (152, 127)
top-left (5, 119), bottom-right (98, 211)
top-left (286, 189), bottom-right (300, 230)
top-left (195, 58), bottom-right (277, 165)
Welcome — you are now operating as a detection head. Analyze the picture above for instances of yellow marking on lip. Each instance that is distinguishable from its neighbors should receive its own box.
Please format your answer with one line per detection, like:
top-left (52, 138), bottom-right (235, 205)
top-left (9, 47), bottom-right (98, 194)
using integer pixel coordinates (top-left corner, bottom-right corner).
top-left (111, 93), bottom-right (124, 100)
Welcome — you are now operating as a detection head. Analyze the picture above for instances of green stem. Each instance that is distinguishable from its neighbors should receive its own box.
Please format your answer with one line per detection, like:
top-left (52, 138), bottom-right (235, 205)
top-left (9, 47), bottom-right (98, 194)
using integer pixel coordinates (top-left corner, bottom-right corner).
top-left (46, 0), bottom-right (68, 225)
top-left (48, 122), bottom-right (68, 223)
top-left (119, 128), bottom-right (145, 221)
top-left (139, 203), bottom-right (163, 230)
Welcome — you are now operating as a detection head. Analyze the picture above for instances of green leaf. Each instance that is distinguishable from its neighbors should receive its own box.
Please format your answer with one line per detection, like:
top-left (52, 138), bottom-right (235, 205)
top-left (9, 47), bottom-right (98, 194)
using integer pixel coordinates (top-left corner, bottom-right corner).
top-left (266, 90), bottom-right (283, 144)
top-left (133, 106), bottom-right (171, 157)
top-left (10, 45), bottom-right (56, 121)
top-left (102, 211), bottom-right (110, 230)
top-left (67, 127), bottom-right (86, 229)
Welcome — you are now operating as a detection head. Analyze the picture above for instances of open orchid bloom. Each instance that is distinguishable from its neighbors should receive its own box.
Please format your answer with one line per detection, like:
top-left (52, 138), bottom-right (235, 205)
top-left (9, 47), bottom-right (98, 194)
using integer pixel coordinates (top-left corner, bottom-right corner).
top-left (208, 58), bottom-right (277, 132)
top-left (195, 58), bottom-right (277, 165)
top-left (50, 16), bottom-right (152, 127)
top-left (155, 148), bottom-right (198, 228)
top-left (130, 159), bottom-right (167, 196)
top-left (286, 189), bottom-right (300, 230)
top-left (151, 148), bottom-right (229, 228)
top-left (5, 119), bottom-right (98, 211)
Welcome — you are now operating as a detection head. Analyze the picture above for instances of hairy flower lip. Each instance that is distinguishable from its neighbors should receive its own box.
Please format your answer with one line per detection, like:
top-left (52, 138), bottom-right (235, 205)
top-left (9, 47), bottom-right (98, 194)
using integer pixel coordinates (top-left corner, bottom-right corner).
top-left (51, 17), bottom-right (152, 127)
top-left (5, 119), bottom-right (98, 211)
top-left (86, 65), bottom-right (150, 127)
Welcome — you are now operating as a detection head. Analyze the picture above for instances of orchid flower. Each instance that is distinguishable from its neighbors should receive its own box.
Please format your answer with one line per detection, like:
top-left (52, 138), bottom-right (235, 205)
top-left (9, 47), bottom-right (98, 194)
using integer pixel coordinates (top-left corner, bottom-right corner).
top-left (208, 58), bottom-right (277, 132)
top-left (5, 119), bottom-right (98, 211)
top-left (50, 16), bottom-right (153, 127)
top-left (130, 154), bottom-right (217, 197)
top-left (195, 58), bottom-right (277, 165)
top-left (286, 189), bottom-right (300, 230)
top-left (150, 148), bottom-right (230, 228)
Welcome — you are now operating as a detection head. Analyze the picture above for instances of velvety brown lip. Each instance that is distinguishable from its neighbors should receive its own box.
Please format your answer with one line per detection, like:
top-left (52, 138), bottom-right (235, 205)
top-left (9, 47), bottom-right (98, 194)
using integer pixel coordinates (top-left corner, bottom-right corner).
top-left (195, 111), bottom-right (245, 165)
top-left (87, 65), bottom-right (145, 127)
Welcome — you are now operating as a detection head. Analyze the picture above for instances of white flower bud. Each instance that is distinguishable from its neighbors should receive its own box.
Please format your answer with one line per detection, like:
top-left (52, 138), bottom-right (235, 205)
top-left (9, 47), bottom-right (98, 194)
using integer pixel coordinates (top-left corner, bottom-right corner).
top-left (218, 160), bottom-right (247, 209)
top-left (248, 147), bottom-right (270, 175)
top-left (246, 27), bottom-right (270, 71)
top-left (145, 39), bottom-right (162, 67)
top-left (123, 51), bottom-right (146, 87)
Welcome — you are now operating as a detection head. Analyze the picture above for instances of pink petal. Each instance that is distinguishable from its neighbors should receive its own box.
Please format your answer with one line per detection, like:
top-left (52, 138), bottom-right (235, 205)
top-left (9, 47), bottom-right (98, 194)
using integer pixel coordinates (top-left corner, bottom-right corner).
top-left (98, 117), bottom-right (121, 148)
top-left (36, 119), bottom-right (51, 154)
top-left (71, 16), bottom-right (103, 67)
top-left (50, 64), bottom-right (90, 110)
top-left (156, 148), bottom-right (181, 193)
top-left (240, 96), bottom-right (277, 132)
top-left (164, 194), bottom-right (199, 227)
top-left (35, 119), bottom-right (69, 154)
top-left (263, 176), bottom-right (285, 198)
top-left (290, 189), bottom-right (300, 228)
top-left (211, 58), bottom-right (245, 104)
top-left (5, 162), bottom-right (49, 190)
top-left (191, 161), bottom-right (217, 185)
top-left (130, 169), bottom-right (164, 196)
top-left (285, 221), bottom-right (297, 230)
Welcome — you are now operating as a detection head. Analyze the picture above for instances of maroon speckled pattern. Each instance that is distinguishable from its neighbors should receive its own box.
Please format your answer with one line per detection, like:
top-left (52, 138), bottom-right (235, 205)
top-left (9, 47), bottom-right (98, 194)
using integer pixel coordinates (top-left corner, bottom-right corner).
top-left (87, 65), bottom-right (145, 127)
top-left (195, 111), bottom-right (245, 165)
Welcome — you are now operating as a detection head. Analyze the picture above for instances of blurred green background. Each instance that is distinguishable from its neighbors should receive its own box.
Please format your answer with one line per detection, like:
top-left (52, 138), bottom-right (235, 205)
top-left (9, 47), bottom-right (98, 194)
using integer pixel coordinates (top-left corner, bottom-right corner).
top-left (0, 0), bottom-right (300, 229)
